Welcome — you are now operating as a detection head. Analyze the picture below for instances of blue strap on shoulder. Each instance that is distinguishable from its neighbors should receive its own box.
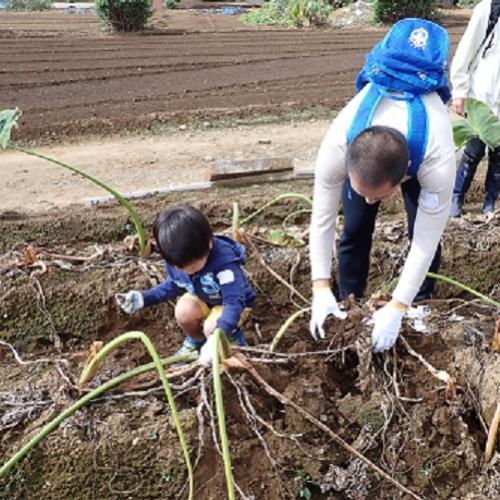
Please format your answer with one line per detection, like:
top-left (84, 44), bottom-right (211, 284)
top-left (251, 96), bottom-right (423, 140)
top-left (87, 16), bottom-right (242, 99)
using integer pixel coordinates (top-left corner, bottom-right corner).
top-left (347, 84), bottom-right (383, 145)
top-left (406, 94), bottom-right (428, 177)
top-left (347, 85), bottom-right (429, 178)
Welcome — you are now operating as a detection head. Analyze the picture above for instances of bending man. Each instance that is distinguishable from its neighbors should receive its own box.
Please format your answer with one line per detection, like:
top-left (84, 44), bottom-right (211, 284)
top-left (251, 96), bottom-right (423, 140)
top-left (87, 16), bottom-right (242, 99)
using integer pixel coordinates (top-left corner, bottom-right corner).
top-left (309, 19), bottom-right (456, 352)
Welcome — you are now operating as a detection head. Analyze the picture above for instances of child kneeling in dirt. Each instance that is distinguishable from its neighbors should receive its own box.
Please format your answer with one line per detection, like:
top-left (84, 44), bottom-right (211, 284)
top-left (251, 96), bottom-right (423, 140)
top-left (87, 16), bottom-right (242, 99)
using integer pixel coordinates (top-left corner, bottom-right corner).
top-left (116, 205), bottom-right (255, 358)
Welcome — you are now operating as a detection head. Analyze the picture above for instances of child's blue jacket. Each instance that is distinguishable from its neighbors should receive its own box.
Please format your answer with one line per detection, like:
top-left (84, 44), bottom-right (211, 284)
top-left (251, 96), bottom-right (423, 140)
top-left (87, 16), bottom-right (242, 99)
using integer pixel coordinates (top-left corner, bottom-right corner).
top-left (141, 236), bottom-right (255, 334)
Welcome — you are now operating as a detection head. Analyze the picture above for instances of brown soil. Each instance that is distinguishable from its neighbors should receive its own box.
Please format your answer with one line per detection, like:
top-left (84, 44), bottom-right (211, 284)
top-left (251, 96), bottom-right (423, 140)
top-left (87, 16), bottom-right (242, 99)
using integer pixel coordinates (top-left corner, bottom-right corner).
top-left (3, 8), bottom-right (499, 500)
top-left (1, 183), bottom-right (499, 499)
top-left (1, 10), bottom-right (467, 143)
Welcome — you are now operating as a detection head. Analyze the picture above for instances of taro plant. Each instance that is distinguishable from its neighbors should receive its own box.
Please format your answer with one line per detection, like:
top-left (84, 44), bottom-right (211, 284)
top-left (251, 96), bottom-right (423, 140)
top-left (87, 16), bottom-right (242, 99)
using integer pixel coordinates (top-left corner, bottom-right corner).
top-left (377, 272), bottom-right (500, 309)
top-left (452, 98), bottom-right (500, 150)
top-left (270, 307), bottom-right (310, 352)
top-left (0, 108), bottom-right (147, 254)
top-left (234, 193), bottom-right (312, 246)
top-left (0, 331), bottom-right (197, 496)
top-left (210, 329), bottom-right (236, 499)
top-left (0, 329), bottom-right (238, 500)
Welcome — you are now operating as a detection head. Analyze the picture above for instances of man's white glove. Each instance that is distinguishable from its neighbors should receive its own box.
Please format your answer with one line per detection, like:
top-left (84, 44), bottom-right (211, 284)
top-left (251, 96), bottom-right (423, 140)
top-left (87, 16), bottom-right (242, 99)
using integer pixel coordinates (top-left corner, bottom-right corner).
top-left (309, 287), bottom-right (347, 340)
top-left (199, 334), bottom-right (217, 367)
top-left (115, 291), bottom-right (144, 314)
top-left (371, 302), bottom-right (406, 353)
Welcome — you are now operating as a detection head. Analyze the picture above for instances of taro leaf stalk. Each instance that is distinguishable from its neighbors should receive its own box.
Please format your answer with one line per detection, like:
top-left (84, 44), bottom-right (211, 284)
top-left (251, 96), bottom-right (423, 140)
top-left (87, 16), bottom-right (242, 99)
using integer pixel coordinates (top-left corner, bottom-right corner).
top-left (211, 328), bottom-right (236, 500)
top-left (0, 108), bottom-right (147, 255)
top-left (78, 331), bottom-right (195, 499)
top-left (270, 307), bottom-right (310, 352)
top-left (377, 272), bottom-right (500, 309)
top-left (240, 192), bottom-right (312, 226)
top-left (0, 342), bottom-right (197, 485)
top-left (452, 98), bottom-right (500, 150)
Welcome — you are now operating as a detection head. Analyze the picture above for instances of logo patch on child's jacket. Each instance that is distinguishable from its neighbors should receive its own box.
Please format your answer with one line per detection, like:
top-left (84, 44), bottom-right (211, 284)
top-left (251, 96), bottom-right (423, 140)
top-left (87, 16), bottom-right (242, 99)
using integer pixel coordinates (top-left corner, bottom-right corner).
top-left (174, 280), bottom-right (195, 294)
top-left (200, 273), bottom-right (221, 295)
top-left (217, 269), bottom-right (235, 285)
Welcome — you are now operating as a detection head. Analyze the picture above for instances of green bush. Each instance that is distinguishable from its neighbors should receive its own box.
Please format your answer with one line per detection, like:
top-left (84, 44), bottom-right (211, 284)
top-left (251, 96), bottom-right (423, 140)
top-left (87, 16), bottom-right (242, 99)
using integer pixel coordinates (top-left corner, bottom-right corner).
top-left (327, 0), bottom-right (354, 7)
top-left (457, 0), bottom-right (481, 8)
top-left (95, 0), bottom-right (153, 32)
top-left (242, 0), bottom-right (333, 28)
top-left (6, 0), bottom-right (52, 11)
top-left (373, 0), bottom-right (439, 22)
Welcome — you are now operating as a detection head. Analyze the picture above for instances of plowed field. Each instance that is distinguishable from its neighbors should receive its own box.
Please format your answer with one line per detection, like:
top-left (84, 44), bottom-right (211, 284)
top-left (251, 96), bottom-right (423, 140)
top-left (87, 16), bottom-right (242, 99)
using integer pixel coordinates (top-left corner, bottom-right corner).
top-left (0, 10), bottom-right (468, 141)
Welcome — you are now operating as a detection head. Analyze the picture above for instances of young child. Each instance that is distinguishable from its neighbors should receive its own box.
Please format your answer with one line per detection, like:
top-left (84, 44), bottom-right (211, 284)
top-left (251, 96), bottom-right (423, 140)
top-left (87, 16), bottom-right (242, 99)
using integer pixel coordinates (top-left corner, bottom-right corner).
top-left (116, 205), bottom-right (255, 357)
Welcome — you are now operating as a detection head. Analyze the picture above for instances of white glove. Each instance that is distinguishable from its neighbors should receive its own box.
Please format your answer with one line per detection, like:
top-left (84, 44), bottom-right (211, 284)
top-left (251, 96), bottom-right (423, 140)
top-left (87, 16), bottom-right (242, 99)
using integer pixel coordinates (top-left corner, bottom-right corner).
top-left (115, 291), bottom-right (144, 314)
top-left (309, 288), bottom-right (347, 340)
top-left (199, 334), bottom-right (217, 367)
top-left (371, 302), bottom-right (406, 353)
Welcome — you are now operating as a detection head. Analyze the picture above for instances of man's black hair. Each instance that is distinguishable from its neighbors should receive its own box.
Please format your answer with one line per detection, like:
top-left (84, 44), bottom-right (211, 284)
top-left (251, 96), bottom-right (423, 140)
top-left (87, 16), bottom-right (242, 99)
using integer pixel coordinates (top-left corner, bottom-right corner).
top-left (153, 205), bottom-right (213, 268)
top-left (346, 125), bottom-right (409, 188)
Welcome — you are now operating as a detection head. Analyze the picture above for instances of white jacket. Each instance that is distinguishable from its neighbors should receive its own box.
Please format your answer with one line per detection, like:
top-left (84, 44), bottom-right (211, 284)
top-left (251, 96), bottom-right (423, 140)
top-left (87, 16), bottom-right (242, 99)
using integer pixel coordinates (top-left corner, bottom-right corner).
top-left (310, 85), bottom-right (455, 305)
top-left (450, 0), bottom-right (500, 117)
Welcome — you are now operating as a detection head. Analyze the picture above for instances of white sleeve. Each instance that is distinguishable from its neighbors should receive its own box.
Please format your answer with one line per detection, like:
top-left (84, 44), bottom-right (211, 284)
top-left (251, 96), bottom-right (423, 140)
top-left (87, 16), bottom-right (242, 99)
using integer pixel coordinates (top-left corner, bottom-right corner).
top-left (309, 115), bottom-right (348, 281)
top-left (392, 122), bottom-right (455, 305)
top-left (450, 1), bottom-right (490, 99)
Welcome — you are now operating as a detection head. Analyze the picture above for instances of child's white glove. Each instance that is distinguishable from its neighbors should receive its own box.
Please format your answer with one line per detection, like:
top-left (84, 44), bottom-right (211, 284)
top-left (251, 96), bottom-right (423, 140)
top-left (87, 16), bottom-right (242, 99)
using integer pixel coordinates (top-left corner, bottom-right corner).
top-left (199, 334), bottom-right (217, 367)
top-left (309, 288), bottom-right (347, 340)
top-left (115, 291), bottom-right (144, 314)
top-left (371, 302), bottom-right (406, 353)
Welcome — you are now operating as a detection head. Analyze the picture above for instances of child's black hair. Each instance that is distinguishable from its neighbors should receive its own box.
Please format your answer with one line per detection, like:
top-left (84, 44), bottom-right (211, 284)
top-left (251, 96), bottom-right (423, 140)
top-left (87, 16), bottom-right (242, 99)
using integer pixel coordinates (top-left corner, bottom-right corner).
top-left (346, 125), bottom-right (409, 188)
top-left (153, 205), bottom-right (213, 268)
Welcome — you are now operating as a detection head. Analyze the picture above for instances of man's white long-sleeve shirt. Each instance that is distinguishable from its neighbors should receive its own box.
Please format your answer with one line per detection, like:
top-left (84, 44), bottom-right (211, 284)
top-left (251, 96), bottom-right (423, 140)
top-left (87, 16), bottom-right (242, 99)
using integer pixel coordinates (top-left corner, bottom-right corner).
top-left (310, 84), bottom-right (455, 305)
top-left (450, 0), bottom-right (500, 117)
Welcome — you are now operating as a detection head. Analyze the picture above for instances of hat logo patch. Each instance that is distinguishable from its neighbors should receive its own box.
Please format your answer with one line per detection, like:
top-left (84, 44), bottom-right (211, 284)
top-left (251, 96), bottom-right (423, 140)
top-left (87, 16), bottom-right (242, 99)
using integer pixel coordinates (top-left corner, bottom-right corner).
top-left (408, 28), bottom-right (429, 50)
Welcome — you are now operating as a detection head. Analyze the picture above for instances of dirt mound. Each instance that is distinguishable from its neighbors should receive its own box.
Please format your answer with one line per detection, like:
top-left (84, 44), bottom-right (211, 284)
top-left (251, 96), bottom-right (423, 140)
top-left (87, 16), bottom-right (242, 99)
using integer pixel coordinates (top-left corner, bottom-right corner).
top-left (1, 185), bottom-right (499, 498)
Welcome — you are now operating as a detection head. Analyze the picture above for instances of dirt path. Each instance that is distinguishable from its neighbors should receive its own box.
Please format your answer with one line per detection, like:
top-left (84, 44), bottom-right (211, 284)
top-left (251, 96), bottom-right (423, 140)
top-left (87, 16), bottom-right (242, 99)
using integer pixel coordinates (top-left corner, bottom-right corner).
top-left (1, 119), bottom-right (328, 212)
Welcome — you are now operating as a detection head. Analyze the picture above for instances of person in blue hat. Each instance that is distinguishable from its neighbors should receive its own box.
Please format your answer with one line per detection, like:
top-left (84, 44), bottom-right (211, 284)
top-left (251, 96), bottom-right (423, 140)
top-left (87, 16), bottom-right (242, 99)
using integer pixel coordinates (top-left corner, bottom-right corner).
top-left (116, 205), bottom-right (255, 359)
top-left (309, 19), bottom-right (455, 353)
top-left (449, 0), bottom-right (500, 218)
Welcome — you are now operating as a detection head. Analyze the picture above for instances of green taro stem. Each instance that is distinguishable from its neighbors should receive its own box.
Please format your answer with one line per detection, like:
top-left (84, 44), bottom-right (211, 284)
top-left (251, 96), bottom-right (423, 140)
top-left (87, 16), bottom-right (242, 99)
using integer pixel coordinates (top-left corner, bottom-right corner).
top-left (212, 329), bottom-right (236, 500)
top-left (240, 193), bottom-right (312, 226)
top-left (1, 333), bottom-right (196, 500)
top-left (10, 145), bottom-right (146, 254)
top-left (378, 273), bottom-right (500, 309)
top-left (270, 308), bottom-right (310, 352)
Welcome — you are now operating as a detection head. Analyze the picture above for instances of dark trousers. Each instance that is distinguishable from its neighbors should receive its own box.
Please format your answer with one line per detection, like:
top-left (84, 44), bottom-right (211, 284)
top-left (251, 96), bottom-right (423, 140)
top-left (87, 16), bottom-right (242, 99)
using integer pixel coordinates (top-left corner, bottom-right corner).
top-left (338, 177), bottom-right (441, 301)
top-left (454, 137), bottom-right (500, 200)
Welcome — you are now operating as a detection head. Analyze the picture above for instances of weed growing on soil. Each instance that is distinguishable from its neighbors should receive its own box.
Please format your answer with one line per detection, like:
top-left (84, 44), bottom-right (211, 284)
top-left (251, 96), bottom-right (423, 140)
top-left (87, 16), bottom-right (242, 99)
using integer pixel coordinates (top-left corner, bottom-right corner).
top-left (5, 0), bottom-right (51, 11)
top-left (0, 108), bottom-right (147, 254)
top-left (295, 469), bottom-right (319, 499)
top-left (242, 0), bottom-right (333, 28)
